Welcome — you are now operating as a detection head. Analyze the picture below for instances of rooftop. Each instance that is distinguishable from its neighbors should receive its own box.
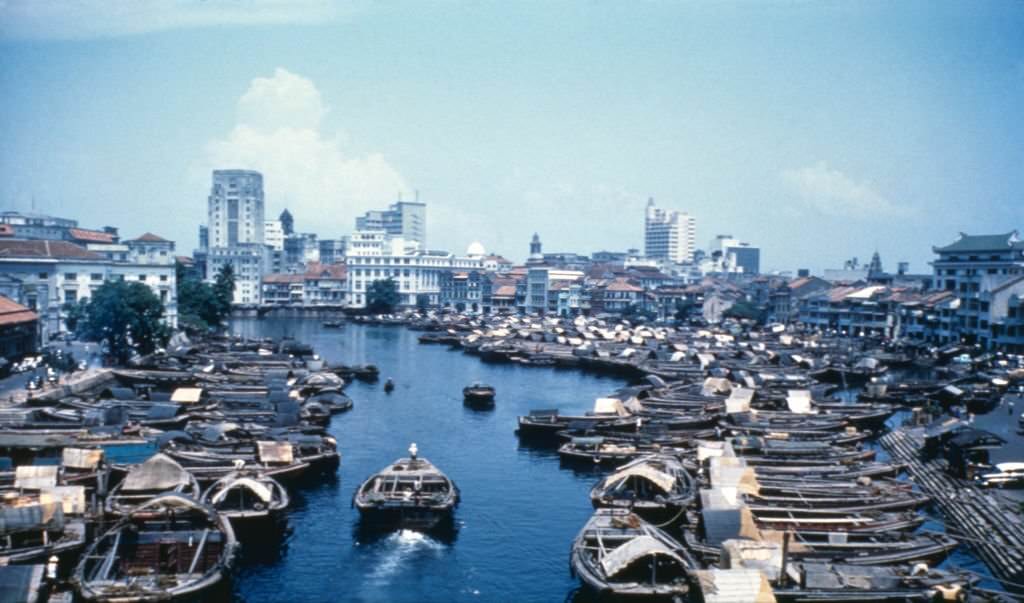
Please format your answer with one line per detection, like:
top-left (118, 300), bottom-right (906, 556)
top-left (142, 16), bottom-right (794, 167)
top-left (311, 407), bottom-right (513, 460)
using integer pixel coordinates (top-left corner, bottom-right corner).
top-left (0, 295), bottom-right (38, 327)
top-left (0, 240), bottom-right (102, 260)
top-left (128, 232), bottom-right (170, 243)
top-left (68, 228), bottom-right (116, 244)
top-left (934, 231), bottom-right (1022, 254)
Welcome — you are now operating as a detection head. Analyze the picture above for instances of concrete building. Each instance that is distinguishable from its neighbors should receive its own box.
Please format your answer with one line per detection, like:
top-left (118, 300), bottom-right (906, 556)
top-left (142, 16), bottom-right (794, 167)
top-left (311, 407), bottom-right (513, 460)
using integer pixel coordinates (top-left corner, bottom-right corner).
top-left (207, 170), bottom-right (264, 247)
top-left (0, 239), bottom-right (178, 339)
top-left (264, 219), bottom-right (284, 252)
top-left (344, 233), bottom-right (482, 308)
top-left (355, 200), bottom-right (426, 247)
top-left (283, 232), bottom-right (319, 271)
top-left (318, 239), bottom-right (347, 265)
top-left (204, 170), bottom-right (267, 305)
top-left (644, 198), bottom-right (696, 263)
top-left (525, 268), bottom-right (585, 316)
top-left (931, 231), bottom-right (1024, 348)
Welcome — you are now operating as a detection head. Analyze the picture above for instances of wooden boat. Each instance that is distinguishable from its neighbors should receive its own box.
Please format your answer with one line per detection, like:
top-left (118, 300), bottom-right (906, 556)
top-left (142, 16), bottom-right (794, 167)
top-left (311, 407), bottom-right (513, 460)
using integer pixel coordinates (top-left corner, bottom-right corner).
top-left (570, 508), bottom-right (696, 598)
top-left (353, 444), bottom-right (459, 530)
top-left (74, 494), bottom-right (238, 602)
top-left (558, 437), bottom-right (641, 466)
top-left (201, 465), bottom-right (289, 529)
top-left (685, 529), bottom-right (958, 567)
top-left (321, 320), bottom-right (343, 328)
top-left (162, 439), bottom-right (339, 484)
top-left (106, 453), bottom-right (201, 516)
top-left (462, 383), bottom-right (496, 407)
top-left (589, 454), bottom-right (695, 523)
top-left (0, 501), bottom-right (87, 565)
top-left (773, 562), bottom-right (974, 602)
top-left (974, 462), bottom-right (1024, 488)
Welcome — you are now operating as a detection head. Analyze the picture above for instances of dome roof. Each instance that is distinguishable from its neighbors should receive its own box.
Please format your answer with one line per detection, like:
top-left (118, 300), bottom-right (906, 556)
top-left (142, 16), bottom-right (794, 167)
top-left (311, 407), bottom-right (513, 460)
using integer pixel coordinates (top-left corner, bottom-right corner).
top-left (466, 241), bottom-right (486, 257)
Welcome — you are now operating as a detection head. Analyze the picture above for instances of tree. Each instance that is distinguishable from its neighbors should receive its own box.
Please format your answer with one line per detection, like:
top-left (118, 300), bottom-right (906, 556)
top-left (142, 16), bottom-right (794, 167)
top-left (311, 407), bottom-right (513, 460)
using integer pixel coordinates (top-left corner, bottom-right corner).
top-left (177, 278), bottom-right (224, 332)
top-left (62, 299), bottom-right (90, 335)
top-left (213, 263), bottom-right (236, 315)
top-left (366, 278), bottom-right (401, 313)
top-left (80, 281), bottom-right (169, 364)
top-left (724, 300), bottom-right (766, 323)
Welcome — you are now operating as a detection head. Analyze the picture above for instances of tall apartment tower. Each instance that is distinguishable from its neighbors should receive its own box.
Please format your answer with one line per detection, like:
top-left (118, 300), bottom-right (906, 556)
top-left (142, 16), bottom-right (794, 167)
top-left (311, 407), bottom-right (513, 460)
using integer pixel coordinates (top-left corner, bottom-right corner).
top-left (208, 170), bottom-right (265, 247)
top-left (644, 198), bottom-right (696, 263)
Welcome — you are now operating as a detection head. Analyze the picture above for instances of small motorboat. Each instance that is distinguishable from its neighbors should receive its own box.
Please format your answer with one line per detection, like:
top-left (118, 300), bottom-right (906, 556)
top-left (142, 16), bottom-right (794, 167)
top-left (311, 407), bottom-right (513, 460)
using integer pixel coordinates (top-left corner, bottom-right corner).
top-left (353, 443), bottom-right (459, 530)
top-left (570, 508), bottom-right (696, 598)
top-left (201, 462), bottom-right (290, 529)
top-left (321, 320), bottom-right (343, 329)
top-left (384, 379), bottom-right (395, 393)
top-left (74, 494), bottom-right (238, 602)
top-left (463, 383), bottom-right (495, 407)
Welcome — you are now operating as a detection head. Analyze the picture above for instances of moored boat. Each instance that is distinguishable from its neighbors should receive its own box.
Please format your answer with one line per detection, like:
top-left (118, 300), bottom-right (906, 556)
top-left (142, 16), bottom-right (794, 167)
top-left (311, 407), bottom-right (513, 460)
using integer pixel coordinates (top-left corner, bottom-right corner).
top-left (74, 494), bottom-right (238, 602)
top-left (201, 464), bottom-right (289, 530)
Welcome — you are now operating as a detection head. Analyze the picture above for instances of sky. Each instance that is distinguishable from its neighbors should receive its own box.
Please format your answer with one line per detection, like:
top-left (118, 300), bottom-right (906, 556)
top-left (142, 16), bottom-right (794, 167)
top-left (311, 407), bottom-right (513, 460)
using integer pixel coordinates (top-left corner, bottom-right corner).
top-left (1, 1), bottom-right (1021, 273)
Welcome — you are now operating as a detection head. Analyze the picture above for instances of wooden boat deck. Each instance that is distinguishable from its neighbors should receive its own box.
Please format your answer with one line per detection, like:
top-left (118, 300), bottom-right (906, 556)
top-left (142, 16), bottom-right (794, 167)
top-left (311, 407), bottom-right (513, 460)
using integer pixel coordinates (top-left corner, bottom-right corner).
top-left (881, 427), bottom-right (1024, 591)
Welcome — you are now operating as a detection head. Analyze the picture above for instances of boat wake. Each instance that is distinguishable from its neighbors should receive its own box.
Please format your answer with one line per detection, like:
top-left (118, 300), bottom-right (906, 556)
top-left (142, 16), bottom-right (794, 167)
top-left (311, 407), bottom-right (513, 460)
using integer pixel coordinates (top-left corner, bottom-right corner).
top-left (366, 530), bottom-right (446, 583)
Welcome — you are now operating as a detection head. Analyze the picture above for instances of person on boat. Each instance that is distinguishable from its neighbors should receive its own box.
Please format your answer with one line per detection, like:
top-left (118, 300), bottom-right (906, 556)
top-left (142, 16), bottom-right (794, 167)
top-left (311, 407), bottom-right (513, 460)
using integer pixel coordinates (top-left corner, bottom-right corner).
top-left (384, 378), bottom-right (395, 393)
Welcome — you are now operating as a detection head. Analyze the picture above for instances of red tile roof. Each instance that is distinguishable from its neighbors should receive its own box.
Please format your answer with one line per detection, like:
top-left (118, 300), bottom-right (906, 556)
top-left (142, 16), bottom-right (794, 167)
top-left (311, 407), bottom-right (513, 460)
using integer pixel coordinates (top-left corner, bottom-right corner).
top-left (304, 262), bottom-right (346, 280)
top-left (0, 240), bottom-right (101, 260)
top-left (262, 273), bottom-right (304, 284)
top-left (0, 295), bottom-right (38, 327)
top-left (68, 228), bottom-right (116, 244)
top-left (605, 278), bottom-right (644, 293)
top-left (129, 232), bottom-right (169, 243)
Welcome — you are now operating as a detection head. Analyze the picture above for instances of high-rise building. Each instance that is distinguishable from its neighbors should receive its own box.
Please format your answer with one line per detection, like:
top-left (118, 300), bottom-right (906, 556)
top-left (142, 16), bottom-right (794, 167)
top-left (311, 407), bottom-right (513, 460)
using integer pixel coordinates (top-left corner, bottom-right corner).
top-left (205, 170), bottom-right (267, 305)
top-left (355, 199), bottom-right (426, 247)
top-left (644, 198), bottom-right (696, 263)
top-left (207, 170), bottom-right (264, 247)
top-left (264, 220), bottom-right (284, 252)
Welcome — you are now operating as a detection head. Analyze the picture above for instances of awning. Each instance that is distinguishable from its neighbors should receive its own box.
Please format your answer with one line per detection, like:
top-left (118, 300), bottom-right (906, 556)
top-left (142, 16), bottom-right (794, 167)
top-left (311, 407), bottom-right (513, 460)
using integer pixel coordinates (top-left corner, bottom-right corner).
top-left (257, 441), bottom-right (294, 464)
top-left (170, 387), bottom-right (204, 404)
top-left (600, 535), bottom-right (688, 578)
top-left (122, 453), bottom-right (191, 491)
top-left (693, 569), bottom-right (776, 603)
top-left (785, 390), bottom-right (813, 414)
top-left (607, 463), bottom-right (676, 493)
top-left (211, 477), bottom-right (274, 504)
top-left (14, 466), bottom-right (58, 489)
top-left (62, 447), bottom-right (104, 470)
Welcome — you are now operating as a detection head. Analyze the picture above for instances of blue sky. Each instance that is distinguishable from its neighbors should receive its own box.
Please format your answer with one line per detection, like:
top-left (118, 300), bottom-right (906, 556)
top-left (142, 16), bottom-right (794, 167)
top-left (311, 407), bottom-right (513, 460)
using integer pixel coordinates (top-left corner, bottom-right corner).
top-left (1, 1), bottom-right (1021, 272)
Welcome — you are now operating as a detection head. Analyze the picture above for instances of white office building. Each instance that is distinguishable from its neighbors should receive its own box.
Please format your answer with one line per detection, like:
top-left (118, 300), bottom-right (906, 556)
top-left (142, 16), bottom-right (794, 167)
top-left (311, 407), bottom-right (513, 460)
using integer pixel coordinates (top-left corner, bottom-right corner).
top-left (355, 199), bottom-right (426, 247)
top-left (644, 198), bottom-right (696, 263)
top-left (344, 231), bottom-right (481, 308)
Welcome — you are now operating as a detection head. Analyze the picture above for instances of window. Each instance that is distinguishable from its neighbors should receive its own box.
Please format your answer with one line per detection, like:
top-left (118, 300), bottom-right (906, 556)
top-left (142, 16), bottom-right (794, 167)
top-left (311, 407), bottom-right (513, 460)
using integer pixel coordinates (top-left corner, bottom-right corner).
top-left (38, 272), bottom-right (48, 279)
top-left (64, 272), bottom-right (77, 280)
top-left (91, 273), bottom-right (103, 281)
top-left (160, 275), bottom-right (168, 282)
top-left (65, 290), bottom-right (77, 303)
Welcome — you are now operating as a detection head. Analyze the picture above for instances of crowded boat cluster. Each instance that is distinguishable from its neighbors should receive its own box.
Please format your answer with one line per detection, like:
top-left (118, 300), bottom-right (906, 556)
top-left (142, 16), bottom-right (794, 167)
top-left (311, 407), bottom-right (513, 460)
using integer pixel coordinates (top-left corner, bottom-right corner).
top-left (0, 336), bottom-right (387, 602)
top-left (396, 310), bottom-right (1024, 601)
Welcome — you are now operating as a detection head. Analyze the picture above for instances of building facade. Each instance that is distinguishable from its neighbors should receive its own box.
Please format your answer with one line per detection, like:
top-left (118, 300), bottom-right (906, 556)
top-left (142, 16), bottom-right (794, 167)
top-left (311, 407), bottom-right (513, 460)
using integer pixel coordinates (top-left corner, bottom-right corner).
top-left (644, 198), bottom-right (696, 263)
top-left (355, 200), bottom-right (426, 247)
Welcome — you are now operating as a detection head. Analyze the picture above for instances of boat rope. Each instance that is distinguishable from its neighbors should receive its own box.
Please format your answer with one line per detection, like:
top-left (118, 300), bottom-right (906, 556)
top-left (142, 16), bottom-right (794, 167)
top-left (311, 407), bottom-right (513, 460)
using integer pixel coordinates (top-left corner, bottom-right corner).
top-left (944, 564), bottom-right (1024, 595)
top-left (646, 504), bottom-right (689, 529)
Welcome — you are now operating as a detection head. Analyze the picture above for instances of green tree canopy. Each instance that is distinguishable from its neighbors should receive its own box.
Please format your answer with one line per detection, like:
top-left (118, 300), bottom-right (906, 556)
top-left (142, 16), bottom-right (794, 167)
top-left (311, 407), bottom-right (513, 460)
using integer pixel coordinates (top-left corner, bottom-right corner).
top-left (366, 278), bottom-right (401, 313)
top-left (213, 263), bottom-right (236, 314)
top-left (80, 280), bottom-right (169, 364)
top-left (61, 299), bottom-right (90, 335)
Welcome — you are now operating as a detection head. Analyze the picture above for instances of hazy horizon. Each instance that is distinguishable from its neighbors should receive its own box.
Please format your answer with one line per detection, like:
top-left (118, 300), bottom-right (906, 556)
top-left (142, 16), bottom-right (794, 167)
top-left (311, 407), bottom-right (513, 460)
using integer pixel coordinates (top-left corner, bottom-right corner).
top-left (1, 1), bottom-right (1021, 272)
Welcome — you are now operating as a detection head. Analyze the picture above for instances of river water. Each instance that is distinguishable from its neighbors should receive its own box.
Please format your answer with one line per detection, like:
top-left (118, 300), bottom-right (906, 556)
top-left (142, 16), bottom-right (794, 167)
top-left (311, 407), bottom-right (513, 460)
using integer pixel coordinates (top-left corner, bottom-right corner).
top-left (229, 318), bottom-right (630, 602)
top-left (227, 318), bottom-right (1008, 601)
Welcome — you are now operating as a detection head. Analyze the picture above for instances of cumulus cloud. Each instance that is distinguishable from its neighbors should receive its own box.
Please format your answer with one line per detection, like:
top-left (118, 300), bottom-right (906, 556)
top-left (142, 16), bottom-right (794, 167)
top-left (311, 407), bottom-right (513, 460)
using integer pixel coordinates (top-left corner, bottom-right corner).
top-left (780, 161), bottom-right (910, 219)
top-left (0, 0), bottom-right (354, 40)
top-left (201, 68), bottom-right (407, 237)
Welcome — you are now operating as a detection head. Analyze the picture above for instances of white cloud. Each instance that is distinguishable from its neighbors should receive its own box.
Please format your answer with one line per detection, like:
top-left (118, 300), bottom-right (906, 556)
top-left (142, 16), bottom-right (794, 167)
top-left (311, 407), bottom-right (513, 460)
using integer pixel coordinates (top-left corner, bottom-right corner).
top-left (0, 0), bottom-right (354, 40)
top-left (780, 161), bottom-right (910, 219)
top-left (201, 68), bottom-right (407, 237)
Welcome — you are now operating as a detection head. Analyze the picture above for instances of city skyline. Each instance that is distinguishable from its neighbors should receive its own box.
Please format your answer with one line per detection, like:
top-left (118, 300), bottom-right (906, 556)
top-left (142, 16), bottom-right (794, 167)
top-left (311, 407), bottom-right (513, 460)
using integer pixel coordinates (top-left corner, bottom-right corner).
top-left (2, 2), bottom-right (1022, 272)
